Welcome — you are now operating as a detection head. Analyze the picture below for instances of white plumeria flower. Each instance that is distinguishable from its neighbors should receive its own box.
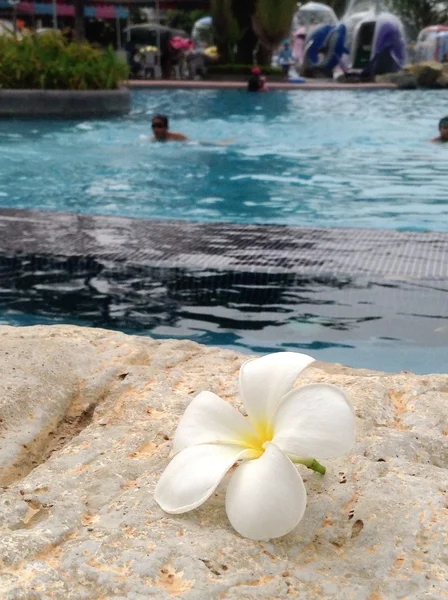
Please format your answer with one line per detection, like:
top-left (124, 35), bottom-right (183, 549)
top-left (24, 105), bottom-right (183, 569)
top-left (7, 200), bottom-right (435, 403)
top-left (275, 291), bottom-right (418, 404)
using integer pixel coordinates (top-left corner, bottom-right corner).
top-left (155, 352), bottom-right (355, 541)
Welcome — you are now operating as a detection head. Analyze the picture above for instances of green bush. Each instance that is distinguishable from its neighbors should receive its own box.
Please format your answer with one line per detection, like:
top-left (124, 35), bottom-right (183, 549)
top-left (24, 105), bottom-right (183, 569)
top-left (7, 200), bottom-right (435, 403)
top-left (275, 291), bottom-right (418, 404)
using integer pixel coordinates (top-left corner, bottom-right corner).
top-left (208, 63), bottom-right (283, 75)
top-left (0, 32), bottom-right (128, 90)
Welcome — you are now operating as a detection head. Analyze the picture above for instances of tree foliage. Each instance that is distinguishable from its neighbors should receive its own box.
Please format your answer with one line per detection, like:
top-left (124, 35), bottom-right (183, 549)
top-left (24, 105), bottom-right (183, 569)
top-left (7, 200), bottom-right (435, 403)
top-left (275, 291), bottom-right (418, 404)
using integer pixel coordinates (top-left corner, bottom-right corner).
top-left (165, 9), bottom-right (208, 35)
top-left (252, 0), bottom-right (297, 50)
top-left (325, 0), bottom-right (347, 18)
top-left (211, 0), bottom-right (238, 63)
top-left (383, 0), bottom-right (430, 32)
top-left (231, 0), bottom-right (258, 64)
top-left (325, 0), bottom-right (448, 31)
top-left (211, 0), bottom-right (448, 65)
top-left (0, 32), bottom-right (128, 89)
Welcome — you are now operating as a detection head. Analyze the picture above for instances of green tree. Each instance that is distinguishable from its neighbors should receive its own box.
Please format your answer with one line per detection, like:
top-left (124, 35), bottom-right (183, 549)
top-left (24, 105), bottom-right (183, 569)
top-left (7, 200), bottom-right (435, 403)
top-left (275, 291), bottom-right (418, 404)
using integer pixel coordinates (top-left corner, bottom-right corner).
top-left (325, 0), bottom-right (347, 18)
top-left (212, 0), bottom-right (298, 65)
top-left (231, 0), bottom-right (258, 64)
top-left (211, 0), bottom-right (237, 63)
top-left (327, 0), bottom-right (448, 28)
top-left (387, 0), bottom-right (438, 31)
top-left (73, 0), bottom-right (85, 41)
top-left (252, 0), bottom-right (297, 62)
top-left (165, 9), bottom-right (208, 35)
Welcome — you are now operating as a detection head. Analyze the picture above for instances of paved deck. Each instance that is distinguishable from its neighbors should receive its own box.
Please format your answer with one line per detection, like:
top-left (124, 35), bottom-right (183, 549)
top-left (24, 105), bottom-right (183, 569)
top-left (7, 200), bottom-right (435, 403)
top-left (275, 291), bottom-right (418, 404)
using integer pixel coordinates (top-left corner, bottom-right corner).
top-left (0, 208), bottom-right (446, 281)
top-left (127, 79), bottom-right (397, 91)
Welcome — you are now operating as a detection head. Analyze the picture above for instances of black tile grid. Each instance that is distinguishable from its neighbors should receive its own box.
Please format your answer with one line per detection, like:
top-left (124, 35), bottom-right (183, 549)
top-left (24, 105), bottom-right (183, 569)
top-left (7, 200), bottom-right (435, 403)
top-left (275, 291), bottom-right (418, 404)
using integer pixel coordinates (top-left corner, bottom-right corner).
top-left (0, 208), bottom-right (447, 281)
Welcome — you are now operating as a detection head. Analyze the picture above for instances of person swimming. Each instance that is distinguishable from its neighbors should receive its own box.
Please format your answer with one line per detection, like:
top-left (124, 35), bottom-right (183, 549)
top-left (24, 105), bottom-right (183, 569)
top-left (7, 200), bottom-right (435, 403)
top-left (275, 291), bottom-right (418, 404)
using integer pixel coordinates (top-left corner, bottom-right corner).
top-left (151, 114), bottom-right (188, 142)
top-left (432, 116), bottom-right (448, 143)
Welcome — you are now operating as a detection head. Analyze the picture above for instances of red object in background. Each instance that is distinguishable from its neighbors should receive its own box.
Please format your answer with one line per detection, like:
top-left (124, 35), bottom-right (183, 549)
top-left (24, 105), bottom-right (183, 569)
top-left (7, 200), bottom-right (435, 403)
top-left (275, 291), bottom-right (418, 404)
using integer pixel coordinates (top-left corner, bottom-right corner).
top-left (96, 4), bottom-right (115, 19)
top-left (57, 4), bottom-right (74, 16)
top-left (170, 36), bottom-right (191, 50)
top-left (17, 4), bottom-right (33, 14)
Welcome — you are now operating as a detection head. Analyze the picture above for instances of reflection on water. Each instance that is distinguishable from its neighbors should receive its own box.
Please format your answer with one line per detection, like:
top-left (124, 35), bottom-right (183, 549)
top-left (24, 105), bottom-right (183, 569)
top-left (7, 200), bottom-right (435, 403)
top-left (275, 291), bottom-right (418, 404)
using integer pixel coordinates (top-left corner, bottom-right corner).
top-left (1, 253), bottom-right (447, 374)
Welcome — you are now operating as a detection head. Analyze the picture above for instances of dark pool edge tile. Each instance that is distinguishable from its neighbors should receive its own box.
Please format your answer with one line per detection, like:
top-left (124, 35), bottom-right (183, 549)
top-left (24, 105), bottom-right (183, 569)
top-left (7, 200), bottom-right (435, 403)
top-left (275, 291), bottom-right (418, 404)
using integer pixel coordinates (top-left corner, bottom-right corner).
top-left (0, 207), bottom-right (447, 281)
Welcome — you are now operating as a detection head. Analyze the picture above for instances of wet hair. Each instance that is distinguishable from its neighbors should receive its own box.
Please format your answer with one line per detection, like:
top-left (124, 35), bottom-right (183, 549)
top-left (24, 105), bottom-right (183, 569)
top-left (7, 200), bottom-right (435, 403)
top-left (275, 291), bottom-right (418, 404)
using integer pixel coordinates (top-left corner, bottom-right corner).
top-left (439, 116), bottom-right (448, 129)
top-left (152, 114), bottom-right (168, 128)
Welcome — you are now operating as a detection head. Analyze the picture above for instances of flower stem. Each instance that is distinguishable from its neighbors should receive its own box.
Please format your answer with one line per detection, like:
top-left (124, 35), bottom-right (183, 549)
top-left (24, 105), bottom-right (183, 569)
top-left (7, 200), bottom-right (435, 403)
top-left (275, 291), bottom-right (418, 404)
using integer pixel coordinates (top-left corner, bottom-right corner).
top-left (293, 458), bottom-right (326, 475)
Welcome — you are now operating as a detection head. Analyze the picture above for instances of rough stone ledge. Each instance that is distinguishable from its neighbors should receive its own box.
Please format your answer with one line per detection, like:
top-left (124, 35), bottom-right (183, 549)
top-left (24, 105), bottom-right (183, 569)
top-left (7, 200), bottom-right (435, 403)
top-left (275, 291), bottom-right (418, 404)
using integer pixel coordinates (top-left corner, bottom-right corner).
top-left (0, 87), bottom-right (130, 118)
top-left (0, 325), bottom-right (447, 599)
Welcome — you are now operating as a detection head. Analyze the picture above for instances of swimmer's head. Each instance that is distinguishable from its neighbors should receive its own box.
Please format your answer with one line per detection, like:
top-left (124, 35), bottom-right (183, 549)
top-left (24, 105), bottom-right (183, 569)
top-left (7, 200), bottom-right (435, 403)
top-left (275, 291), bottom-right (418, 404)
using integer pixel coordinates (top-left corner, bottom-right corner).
top-left (152, 114), bottom-right (169, 140)
top-left (251, 67), bottom-right (261, 75)
top-left (439, 116), bottom-right (448, 128)
top-left (439, 116), bottom-right (448, 140)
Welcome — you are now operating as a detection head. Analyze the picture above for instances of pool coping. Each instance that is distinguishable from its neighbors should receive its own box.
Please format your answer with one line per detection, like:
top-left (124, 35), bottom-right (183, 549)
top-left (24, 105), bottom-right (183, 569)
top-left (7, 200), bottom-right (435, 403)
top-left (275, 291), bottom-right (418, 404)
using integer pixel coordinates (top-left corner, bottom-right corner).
top-left (0, 208), bottom-right (447, 281)
top-left (127, 79), bottom-right (398, 91)
top-left (0, 88), bottom-right (131, 118)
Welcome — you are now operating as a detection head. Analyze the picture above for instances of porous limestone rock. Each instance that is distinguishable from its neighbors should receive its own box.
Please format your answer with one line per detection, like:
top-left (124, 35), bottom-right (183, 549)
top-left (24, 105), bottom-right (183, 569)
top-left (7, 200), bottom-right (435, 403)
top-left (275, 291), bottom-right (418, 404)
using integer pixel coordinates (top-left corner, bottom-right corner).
top-left (375, 72), bottom-right (418, 89)
top-left (405, 61), bottom-right (446, 88)
top-left (0, 325), bottom-right (447, 599)
top-left (376, 61), bottom-right (448, 88)
top-left (413, 62), bottom-right (445, 88)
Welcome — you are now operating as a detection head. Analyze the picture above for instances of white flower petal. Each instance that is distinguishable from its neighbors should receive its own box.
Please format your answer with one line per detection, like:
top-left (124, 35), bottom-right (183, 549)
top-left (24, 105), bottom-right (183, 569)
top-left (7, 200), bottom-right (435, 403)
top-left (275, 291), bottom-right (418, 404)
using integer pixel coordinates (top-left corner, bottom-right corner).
top-left (173, 391), bottom-right (257, 454)
top-left (155, 444), bottom-right (255, 514)
top-left (225, 442), bottom-right (307, 540)
top-left (239, 352), bottom-right (315, 427)
top-left (272, 383), bottom-right (355, 459)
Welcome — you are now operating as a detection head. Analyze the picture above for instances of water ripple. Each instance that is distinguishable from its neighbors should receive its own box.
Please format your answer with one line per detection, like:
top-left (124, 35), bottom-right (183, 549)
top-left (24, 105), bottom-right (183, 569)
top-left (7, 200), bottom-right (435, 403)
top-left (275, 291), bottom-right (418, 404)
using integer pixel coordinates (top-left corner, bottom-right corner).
top-left (0, 89), bottom-right (446, 231)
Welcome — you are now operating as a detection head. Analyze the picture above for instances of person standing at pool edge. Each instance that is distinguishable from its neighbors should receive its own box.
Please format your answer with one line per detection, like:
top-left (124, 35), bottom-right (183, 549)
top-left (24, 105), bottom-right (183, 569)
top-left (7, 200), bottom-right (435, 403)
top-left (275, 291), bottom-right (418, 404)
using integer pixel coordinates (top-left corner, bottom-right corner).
top-left (278, 40), bottom-right (294, 80)
top-left (152, 115), bottom-right (188, 142)
top-left (432, 116), bottom-right (448, 142)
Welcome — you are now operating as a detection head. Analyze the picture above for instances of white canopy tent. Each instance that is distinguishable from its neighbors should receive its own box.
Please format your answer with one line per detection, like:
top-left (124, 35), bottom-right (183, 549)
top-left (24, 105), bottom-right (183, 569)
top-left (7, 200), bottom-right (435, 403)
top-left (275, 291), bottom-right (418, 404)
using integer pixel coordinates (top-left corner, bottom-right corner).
top-left (293, 2), bottom-right (338, 34)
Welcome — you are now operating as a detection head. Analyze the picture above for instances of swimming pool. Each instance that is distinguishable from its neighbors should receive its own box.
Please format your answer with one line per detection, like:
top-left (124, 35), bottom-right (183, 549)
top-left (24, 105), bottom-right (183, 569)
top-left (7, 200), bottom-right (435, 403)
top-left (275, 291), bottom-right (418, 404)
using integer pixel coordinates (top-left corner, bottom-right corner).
top-left (0, 246), bottom-right (447, 375)
top-left (0, 89), bottom-right (446, 231)
top-left (0, 89), bottom-right (447, 374)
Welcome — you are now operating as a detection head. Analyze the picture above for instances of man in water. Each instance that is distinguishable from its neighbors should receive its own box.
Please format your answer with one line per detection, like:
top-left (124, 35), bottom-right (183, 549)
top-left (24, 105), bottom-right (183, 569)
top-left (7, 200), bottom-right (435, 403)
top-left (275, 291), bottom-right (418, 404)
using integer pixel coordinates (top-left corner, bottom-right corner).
top-left (432, 116), bottom-right (448, 143)
top-left (152, 115), bottom-right (188, 142)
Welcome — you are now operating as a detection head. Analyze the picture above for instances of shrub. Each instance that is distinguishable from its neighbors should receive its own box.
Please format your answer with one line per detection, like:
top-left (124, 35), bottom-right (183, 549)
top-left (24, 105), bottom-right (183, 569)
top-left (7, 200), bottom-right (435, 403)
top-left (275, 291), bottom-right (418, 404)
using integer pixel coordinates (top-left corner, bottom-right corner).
top-left (0, 32), bottom-right (128, 90)
top-left (208, 63), bottom-right (283, 75)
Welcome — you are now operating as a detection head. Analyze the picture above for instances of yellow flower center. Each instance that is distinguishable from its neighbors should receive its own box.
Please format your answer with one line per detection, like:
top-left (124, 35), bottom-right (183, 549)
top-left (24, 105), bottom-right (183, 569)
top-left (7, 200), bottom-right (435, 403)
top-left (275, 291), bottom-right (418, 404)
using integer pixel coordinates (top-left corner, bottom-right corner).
top-left (242, 419), bottom-right (274, 457)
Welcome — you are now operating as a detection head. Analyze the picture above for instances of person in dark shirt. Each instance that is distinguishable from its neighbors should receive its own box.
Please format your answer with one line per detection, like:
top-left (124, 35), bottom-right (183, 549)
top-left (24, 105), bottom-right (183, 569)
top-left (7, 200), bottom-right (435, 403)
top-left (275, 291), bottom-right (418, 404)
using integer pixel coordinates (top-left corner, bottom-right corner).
top-left (247, 67), bottom-right (268, 92)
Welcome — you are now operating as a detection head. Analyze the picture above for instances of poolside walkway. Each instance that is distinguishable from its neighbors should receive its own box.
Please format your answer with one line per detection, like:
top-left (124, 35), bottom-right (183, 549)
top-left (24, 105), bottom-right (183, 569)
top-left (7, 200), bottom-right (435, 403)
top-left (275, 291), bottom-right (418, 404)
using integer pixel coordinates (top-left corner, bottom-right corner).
top-left (127, 79), bottom-right (397, 91)
top-left (0, 208), bottom-right (446, 281)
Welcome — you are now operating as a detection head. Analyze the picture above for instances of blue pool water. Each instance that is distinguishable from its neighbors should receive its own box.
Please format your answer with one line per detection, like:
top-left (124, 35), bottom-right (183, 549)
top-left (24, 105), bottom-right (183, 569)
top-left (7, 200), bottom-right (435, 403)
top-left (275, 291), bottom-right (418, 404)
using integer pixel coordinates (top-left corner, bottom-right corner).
top-left (0, 89), bottom-right (447, 374)
top-left (0, 262), bottom-right (447, 375)
top-left (0, 89), bottom-right (447, 230)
